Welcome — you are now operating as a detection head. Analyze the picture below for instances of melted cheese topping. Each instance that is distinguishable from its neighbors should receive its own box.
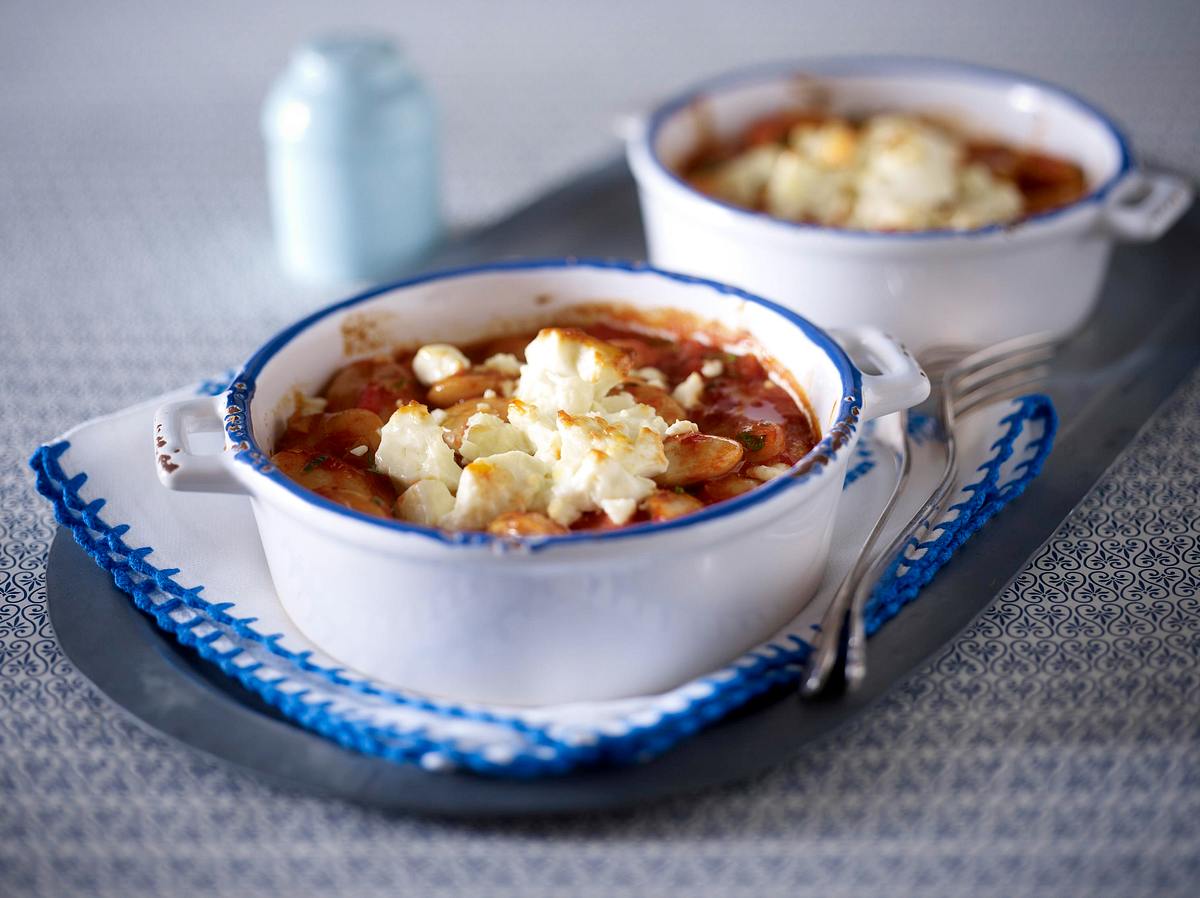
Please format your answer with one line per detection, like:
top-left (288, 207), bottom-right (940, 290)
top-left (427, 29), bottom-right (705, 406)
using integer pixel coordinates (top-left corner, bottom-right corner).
top-left (374, 327), bottom-right (701, 530)
top-left (396, 479), bottom-right (456, 526)
top-left (375, 402), bottom-right (462, 491)
top-left (515, 327), bottom-right (628, 415)
top-left (444, 451), bottom-right (551, 531)
top-left (543, 406), bottom-right (668, 526)
top-left (706, 114), bottom-right (1024, 231)
top-left (458, 412), bottom-right (533, 463)
top-left (708, 144), bottom-right (782, 208)
top-left (672, 371), bottom-right (704, 409)
top-left (508, 329), bottom-right (676, 526)
top-left (481, 352), bottom-right (523, 376)
top-left (412, 343), bottom-right (470, 386)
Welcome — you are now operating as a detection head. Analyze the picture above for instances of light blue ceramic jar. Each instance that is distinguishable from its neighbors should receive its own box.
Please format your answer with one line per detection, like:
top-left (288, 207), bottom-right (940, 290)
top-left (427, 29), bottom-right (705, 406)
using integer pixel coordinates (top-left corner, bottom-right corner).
top-left (262, 35), bottom-right (441, 285)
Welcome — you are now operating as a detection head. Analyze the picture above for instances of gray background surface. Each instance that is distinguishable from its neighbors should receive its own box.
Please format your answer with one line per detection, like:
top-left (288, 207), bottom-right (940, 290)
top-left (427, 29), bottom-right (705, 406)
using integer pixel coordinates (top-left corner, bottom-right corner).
top-left (7, 0), bottom-right (1200, 234)
top-left (2, 2), bottom-right (1199, 896)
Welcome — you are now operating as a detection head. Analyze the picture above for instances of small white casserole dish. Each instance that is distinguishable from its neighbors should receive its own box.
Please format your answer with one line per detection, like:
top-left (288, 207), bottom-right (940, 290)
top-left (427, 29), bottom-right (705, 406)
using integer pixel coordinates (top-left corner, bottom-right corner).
top-left (153, 260), bottom-right (927, 706)
top-left (626, 57), bottom-right (1193, 353)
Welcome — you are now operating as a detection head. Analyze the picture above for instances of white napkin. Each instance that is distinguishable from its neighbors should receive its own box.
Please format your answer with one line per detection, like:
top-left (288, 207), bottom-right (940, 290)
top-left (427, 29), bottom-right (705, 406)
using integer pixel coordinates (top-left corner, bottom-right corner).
top-left (31, 381), bottom-right (1055, 776)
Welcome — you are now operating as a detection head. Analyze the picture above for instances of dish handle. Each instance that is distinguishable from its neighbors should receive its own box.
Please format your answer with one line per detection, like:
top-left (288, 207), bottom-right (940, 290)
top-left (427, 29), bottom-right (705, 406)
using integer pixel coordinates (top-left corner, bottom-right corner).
top-left (153, 396), bottom-right (248, 495)
top-left (612, 111), bottom-right (647, 145)
top-left (1102, 170), bottom-right (1194, 243)
top-left (830, 326), bottom-right (930, 422)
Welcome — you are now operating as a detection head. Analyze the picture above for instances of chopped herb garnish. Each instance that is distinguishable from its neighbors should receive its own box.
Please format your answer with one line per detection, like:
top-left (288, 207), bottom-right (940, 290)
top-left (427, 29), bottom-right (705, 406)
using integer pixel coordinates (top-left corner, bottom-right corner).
top-left (737, 432), bottom-right (766, 452)
top-left (302, 454), bottom-right (329, 473)
top-left (725, 353), bottom-right (737, 365)
top-left (371, 496), bottom-right (387, 507)
top-left (389, 378), bottom-right (409, 390)
top-left (673, 485), bottom-right (686, 495)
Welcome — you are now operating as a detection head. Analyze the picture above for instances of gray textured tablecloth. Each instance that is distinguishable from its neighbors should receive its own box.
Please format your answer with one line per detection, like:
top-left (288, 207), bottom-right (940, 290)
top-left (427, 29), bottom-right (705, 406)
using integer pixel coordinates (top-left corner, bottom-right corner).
top-left (3, 2), bottom-right (1199, 896)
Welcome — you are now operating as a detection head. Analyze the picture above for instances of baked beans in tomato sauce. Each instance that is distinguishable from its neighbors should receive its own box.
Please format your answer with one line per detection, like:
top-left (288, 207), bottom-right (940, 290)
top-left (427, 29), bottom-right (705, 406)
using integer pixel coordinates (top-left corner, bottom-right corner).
top-left (682, 109), bottom-right (1087, 229)
top-left (270, 322), bottom-right (818, 535)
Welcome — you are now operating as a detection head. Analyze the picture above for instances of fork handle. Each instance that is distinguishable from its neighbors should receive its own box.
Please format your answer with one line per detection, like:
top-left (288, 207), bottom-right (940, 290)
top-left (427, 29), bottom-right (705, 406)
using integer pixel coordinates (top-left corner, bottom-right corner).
top-left (803, 409), bottom-right (912, 698)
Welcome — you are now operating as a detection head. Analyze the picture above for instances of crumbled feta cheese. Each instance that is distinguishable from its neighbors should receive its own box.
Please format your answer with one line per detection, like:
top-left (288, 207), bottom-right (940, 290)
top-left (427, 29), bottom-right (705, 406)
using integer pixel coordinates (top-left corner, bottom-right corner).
top-left (765, 149), bottom-right (855, 224)
top-left (348, 444), bottom-right (369, 457)
top-left (444, 451), bottom-right (551, 530)
top-left (602, 498), bottom-right (639, 525)
top-left (507, 398), bottom-right (561, 463)
top-left (598, 391), bottom-right (638, 414)
top-left (664, 419), bottom-right (700, 437)
top-left (481, 353), bottom-right (523, 376)
top-left (412, 343), bottom-right (471, 386)
top-left (790, 120), bottom-right (859, 169)
top-left (851, 115), bottom-right (961, 230)
top-left (708, 144), bottom-right (782, 207)
top-left (385, 328), bottom-right (702, 531)
top-left (747, 463), bottom-right (792, 481)
top-left (375, 403), bottom-right (462, 491)
top-left (702, 112), bottom-right (1027, 231)
top-left (543, 410), bottom-right (668, 526)
top-left (516, 328), bottom-right (628, 415)
top-left (672, 372), bottom-right (704, 409)
top-left (429, 408), bottom-right (448, 425)
top-left (700, 358), bottom-right (724, 379)
top-left (948, 163), bottom-right (1023, 229)
top-left (482, 388), bottom-right (497, 399)
top-left (458, 412), bottom-right (534, 463)
top-left (555, 411), bottom-right (667, 475)
top-left (396, 479), bottom-right (455, 527)
top-left (507, 384), bottom-right (674, 527)
top-left (634, 366), bottom-right (668, 389)
top-left (548, 449), bottom-right (654, 527)
top-left (599, 401), bottom-right (672, 443)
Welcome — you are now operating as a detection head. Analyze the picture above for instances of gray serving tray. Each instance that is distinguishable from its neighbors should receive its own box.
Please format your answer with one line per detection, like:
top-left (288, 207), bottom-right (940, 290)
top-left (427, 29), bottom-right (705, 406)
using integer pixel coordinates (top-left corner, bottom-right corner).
top-left (47, 159), bottom-right (1200, 816)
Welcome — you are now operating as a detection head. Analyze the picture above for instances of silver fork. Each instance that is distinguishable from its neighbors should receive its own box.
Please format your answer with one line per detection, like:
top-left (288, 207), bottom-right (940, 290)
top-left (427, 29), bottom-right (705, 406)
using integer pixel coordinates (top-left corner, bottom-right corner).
top-left (801, 332), bottom-right (1058, 698)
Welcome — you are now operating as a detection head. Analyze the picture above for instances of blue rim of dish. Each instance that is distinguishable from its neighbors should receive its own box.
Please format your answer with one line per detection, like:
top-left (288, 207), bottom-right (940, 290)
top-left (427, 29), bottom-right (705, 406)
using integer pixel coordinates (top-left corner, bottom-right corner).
top-left (223, 258), bottom-right (863, 550)
top-left (641, 55), bottom-right (1136, 240)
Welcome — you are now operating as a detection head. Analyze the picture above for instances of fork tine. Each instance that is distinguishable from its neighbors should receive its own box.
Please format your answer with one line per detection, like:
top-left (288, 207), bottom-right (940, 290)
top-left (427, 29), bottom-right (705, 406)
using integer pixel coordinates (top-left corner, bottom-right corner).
top-left (954, 361), bottom-right (1053, 406)
top-left (920, 334), bottom-right (1057, 395)
top-left (948, 345), bottom-right (1056, 392)
top-left (954, 367), bottom-right (1052, 419)
top-left (950, 345), bottom-right (1055, 388)
top-left (946, 333), bottom-right (1058, 382)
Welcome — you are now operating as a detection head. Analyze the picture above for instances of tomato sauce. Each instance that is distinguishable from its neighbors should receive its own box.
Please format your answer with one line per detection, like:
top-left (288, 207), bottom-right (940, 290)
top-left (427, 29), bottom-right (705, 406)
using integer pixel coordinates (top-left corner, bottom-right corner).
top-left (271, 322), bottom-right (819, 532)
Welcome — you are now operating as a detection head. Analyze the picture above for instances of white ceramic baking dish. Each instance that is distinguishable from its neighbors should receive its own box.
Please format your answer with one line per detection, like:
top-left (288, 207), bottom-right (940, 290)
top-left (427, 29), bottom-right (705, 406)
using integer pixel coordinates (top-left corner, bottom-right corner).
top-left (626, 58), bottom-right (1193, 353)
top-left (153, 260), bottom-right (928, 706)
